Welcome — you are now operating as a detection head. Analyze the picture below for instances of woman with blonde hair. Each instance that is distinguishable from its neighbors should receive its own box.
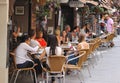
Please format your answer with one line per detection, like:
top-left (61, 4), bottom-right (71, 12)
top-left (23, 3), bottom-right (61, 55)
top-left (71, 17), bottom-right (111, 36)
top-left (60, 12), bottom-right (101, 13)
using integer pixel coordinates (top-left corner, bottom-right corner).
top-left (77, 33), bottom-right (89, 50)
top-left (55, 29), bottom-right (62, 46)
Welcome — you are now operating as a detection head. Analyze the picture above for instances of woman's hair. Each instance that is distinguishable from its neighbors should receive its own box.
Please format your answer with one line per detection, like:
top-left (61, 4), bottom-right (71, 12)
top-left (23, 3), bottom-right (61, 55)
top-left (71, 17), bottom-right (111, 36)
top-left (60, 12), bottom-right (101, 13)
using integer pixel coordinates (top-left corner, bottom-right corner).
top-left (82, 24), bottom-right (90, 33)
top-left (21, 35), bottom-right (30, 43)
top-left (48, 35), bottom-right (58, 55)
top-left (36, 31), bottom-right (43, 39)
top-left (73, 26), bottom-right (78, 30)
top-left (78, 34), bottom-right (85, 43)
top-left (29, 29), bottom-right (36, 38)
top-left (55, 29), bottom-right (60, 36)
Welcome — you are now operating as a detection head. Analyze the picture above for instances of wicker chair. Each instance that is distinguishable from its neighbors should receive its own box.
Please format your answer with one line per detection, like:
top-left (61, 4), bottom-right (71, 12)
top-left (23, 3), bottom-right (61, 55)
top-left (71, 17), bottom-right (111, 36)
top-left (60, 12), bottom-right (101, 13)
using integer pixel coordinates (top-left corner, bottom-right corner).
top-left (88, 42), bottom-right (99, 66)
top-left (65, 51), bottom-right (86, 83)
top-left (101, 34), bottom-right (111, 48)
top-left (45, 55), bottom-right (66, 83)
top-left (80, 49), bottom-right (92, 77)
top-left (9, 52), bottom-right (37, 83)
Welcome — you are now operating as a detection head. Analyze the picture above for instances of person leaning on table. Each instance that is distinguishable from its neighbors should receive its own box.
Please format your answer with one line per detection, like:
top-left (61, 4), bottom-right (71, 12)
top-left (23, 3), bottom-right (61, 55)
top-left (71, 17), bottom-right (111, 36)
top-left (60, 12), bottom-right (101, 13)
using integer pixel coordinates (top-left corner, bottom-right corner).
top-left (29, 29), bottom-right (41, 48)
top-left (15, 35), bottom-right (44, 76)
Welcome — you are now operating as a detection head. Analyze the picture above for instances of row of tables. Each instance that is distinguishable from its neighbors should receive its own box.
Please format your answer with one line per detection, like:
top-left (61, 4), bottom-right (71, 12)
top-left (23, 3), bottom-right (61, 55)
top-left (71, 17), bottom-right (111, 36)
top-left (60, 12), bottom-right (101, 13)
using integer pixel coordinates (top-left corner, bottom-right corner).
top-left (31, 33), bottom-right (109, 58)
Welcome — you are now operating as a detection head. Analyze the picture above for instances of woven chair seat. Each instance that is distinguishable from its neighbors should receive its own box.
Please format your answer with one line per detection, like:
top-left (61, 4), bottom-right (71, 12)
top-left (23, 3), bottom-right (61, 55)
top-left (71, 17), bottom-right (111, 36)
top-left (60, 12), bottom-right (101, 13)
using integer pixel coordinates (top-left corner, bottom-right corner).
top-left (65, 64), bottom-right (81, 70)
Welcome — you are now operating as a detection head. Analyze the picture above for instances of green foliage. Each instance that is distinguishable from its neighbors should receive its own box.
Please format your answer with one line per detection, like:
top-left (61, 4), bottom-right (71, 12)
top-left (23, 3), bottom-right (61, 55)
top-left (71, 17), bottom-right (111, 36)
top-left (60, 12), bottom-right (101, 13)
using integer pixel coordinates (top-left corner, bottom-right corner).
top-left (91, 6), bottom-right (104, 14)
top-left (78, 5), bottom-right (90, 15)
top-left (35, 1), bottom-right (60, 21)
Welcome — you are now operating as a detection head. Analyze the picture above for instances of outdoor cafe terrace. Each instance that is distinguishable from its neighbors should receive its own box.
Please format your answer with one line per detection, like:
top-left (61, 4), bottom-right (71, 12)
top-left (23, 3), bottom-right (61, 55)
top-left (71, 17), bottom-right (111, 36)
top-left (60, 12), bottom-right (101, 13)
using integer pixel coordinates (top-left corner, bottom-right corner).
top-left (9, 32), bottom-right (119, 83)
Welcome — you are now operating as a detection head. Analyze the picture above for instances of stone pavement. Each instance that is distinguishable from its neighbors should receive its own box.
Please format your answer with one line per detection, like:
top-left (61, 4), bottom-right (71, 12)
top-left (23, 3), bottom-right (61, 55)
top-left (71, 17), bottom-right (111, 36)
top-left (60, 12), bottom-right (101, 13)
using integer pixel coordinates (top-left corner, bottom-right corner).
top-left (66, 35), bottom-right (120, 83)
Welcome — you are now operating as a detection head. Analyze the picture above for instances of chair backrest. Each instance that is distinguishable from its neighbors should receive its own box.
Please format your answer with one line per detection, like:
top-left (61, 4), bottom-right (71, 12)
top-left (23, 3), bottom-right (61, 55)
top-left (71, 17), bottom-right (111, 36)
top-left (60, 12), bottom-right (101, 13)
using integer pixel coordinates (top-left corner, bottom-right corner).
top-left (10, 52), bottom-right (17, 69)
top-left (48, 55), bottom-right (66, 72)
top-left (89, 43), bottom-right (95, 54)
top-left (77, 51), bottom-right (86, 67)
top-left (105, 34), bottom-right (111, 42)
top-left (93, 38), bottom-right (101, 50)
top-left (109, 33), bottom-right (115, 41)
top-left (79, 49), bottom-right (89, 63)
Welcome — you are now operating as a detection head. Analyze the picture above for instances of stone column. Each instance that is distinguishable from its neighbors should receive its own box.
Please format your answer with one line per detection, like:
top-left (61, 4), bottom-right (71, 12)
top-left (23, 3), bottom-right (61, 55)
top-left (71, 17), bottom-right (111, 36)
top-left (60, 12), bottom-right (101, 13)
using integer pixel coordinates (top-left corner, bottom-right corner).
top-left (0, 0), bottom-right (9, 83)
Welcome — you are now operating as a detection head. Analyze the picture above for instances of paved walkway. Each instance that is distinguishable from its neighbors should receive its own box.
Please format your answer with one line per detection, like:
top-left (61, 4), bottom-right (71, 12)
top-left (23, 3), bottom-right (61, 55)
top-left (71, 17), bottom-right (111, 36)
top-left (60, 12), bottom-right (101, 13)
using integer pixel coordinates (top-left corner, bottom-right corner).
top-left (66, 35), bottom-right (120, 83)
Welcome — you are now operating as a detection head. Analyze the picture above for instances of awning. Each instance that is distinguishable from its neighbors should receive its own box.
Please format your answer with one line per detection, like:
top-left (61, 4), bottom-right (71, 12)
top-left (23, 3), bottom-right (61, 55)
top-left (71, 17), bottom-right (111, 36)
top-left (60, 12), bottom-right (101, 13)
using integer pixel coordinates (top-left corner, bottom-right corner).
top-left (60, 0), bottom-right (69, 3)
top-left (79, 0), bottom-right (86, 4)
top-left (86, 0), bottom-right (98, 6)
top-left (100, 0), bottom-right (113, 10)
top-left (69, 0), bottom-right (85, 7)
top-left (101, 0), bottom-right (108, 4)
top-left (100, 2), bottom-right (112, 10)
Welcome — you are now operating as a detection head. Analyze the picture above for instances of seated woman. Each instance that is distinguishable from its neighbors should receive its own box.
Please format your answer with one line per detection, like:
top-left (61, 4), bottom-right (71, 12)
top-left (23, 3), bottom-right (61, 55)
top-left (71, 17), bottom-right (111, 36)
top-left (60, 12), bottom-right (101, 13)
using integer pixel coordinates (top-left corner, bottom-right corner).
top-left (55, 29), bottom-right (62, 46)
top-left (67, 34), bottom-right (89, 65)
top-left (61, 30), bottom-right (69, 44)
top-left (36, 31), bottom-right (47, 48)
top-left (45, 35), bottom-right (62, 56)
top-left (71, 27), bottom-right (79, 42)
top-left (81, 24), bottom-right (91, 38)
top-left (15, 35), bottom-right (44, 76)
top-left (77, 34), bottom-right (89, 50)
top-left (44, 35), bottom-right (62, 83)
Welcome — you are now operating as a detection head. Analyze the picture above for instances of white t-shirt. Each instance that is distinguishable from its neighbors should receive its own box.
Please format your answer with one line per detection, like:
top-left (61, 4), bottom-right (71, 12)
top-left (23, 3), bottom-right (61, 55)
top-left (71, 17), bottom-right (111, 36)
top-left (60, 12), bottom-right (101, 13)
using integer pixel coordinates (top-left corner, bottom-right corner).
top-left (30, 39), bottom-right (40, 47)
top-left (81, 29), bottom-right (86, 35)
top-left (45, 46), bottom-right (62, 56)
top-left (15, 43), bottom-right (39, 64)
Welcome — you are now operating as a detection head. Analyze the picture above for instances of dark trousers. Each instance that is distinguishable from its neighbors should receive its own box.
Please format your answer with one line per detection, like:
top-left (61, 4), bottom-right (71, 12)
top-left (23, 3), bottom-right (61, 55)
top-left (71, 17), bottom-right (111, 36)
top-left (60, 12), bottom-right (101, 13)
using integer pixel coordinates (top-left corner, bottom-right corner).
top-left (67, 54), bottom-right (79, 65)
top-left (17, 61), bottom-right (34, 68)
top-left (33, 59), bottom-right (42, 75)
top-left (17, 59), bottom-right (42, 75)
